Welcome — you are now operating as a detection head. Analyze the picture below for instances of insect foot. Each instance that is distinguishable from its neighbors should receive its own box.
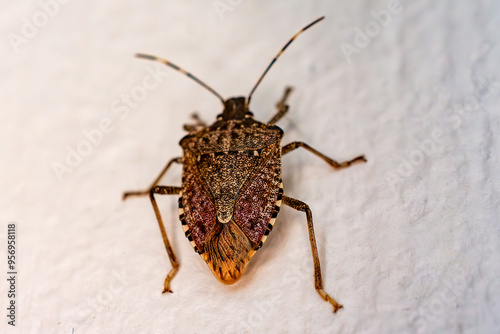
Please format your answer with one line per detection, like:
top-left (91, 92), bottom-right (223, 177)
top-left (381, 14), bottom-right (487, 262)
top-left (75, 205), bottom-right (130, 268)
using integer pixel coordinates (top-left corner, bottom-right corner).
top-left (319, 288), bottom-right (344, 313)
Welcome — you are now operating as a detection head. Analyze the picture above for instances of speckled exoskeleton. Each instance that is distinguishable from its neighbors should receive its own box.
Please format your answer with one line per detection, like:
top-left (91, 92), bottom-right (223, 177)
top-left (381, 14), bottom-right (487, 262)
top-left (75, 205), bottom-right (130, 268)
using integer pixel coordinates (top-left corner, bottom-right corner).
top-left (123, 17), bottom-right (366, 312)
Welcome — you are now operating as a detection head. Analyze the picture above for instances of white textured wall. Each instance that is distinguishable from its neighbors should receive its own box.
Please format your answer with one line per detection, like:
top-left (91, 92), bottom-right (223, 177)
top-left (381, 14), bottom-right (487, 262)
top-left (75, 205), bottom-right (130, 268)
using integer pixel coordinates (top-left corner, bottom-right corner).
top-left (1, 0), bottom-right (499, 333)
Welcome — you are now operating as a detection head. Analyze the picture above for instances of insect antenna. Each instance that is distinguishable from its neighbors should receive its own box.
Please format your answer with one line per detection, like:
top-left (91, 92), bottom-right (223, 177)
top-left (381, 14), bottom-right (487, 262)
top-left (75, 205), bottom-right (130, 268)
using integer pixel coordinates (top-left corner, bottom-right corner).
top-left (246, 16), bottom-right (325, 109)
top-left (135, 53), bottom-right (225, 105)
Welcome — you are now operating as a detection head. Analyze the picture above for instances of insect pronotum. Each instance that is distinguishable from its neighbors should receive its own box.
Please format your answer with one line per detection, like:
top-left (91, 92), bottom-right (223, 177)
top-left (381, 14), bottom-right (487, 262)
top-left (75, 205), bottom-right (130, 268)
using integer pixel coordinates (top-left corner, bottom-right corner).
top-left (123, 16), bottom-right (366, 313)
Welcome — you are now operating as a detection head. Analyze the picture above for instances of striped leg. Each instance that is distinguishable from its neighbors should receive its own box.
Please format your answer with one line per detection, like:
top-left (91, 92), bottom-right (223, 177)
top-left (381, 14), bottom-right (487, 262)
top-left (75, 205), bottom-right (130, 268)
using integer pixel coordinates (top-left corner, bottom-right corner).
top-left (282, 195), bottom-right (343, 313)
top-left (150, 186), bottom-right (182, 293)
top-left (282, 142), bottom-right (366, 169)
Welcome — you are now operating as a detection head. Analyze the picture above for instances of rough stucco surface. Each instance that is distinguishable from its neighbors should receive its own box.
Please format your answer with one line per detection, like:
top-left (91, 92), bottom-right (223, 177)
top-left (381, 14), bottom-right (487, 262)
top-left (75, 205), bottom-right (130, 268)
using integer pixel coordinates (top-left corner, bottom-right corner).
top-left (1, 1), bottom-right (500, 333)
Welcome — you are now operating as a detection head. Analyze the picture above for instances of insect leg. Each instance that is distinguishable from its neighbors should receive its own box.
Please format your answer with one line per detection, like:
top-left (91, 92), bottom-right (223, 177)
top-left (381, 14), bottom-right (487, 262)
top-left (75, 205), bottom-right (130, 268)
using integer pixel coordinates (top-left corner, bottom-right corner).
top-left (183, 112), bottom-right (207, 132)
top-left (123, 157), bottom-right (182, 199)
top-left (189, 112), bottom-right (206, 126)
top-left (150, 186), bottom-right (182, 293)
top-left (267, 86), bottom-right (293, 125)
top-left (282, 142), bottom-right (366, 169)
top-left (282, 195), bottom-right (343, 313)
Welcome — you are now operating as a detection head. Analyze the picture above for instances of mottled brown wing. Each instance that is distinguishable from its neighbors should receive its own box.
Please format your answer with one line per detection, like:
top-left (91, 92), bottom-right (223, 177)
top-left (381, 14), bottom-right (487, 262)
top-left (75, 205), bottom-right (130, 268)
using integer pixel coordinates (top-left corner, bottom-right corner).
top-left (179, 162), bottom-right (217, 252)
top-left (234, 143), bottom-right (282, 248)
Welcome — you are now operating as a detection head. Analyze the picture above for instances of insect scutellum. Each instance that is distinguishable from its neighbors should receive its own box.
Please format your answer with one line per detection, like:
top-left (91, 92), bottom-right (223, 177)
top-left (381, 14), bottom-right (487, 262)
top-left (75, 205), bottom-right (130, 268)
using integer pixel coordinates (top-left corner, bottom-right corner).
top-left (135, 16), bottom-right (325, 122)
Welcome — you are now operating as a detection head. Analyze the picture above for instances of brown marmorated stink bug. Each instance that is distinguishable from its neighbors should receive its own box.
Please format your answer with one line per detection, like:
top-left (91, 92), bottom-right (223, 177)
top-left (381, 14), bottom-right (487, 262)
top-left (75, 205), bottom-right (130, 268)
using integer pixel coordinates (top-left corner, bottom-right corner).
top-left (123, 16), bottom-right (366, 312)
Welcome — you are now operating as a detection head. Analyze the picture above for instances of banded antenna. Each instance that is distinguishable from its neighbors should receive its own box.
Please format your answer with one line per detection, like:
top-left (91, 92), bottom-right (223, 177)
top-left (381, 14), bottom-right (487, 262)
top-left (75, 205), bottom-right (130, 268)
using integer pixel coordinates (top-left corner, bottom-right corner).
top-left (135, 53), bottom-right (225, 106)
top-left (246, 16), bottom-right (325, 109)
